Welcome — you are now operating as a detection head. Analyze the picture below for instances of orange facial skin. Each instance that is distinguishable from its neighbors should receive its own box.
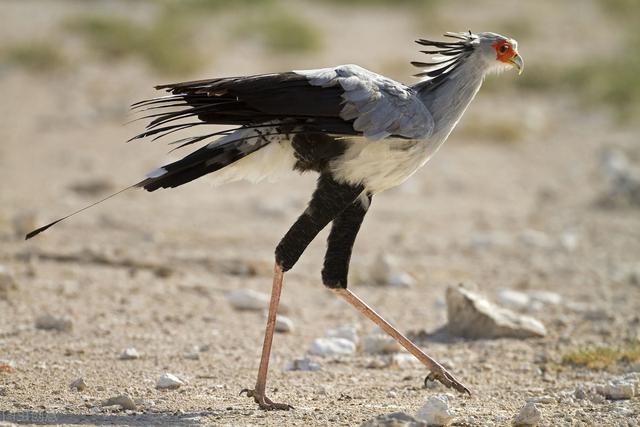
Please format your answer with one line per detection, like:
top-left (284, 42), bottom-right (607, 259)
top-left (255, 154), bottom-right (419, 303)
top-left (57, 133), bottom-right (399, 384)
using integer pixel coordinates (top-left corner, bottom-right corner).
top-left (492, 40), bottom-right (517, 63)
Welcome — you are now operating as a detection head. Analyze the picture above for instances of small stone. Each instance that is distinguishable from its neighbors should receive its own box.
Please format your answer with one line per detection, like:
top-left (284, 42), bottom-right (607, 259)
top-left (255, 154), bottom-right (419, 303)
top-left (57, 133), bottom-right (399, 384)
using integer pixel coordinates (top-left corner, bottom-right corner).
top-left (369, 253), bottom-right (414, 287)
top-left (103, 393), bottom-right (136, 411)
top-left (574, 387), bottom-right (587, 400)
top-left (69, 377), bottom-right (87, 391)
top-left (513, 402), bottom-right (541, 426)
top-left (362, 334), bottom-right (402, 354)
top-left (35, 314), bottom-right (73, 332)
top-left (361, 411), bottom-right (427, 427)
top-left (497, 289), bottom-right (530, 309)
top-left (528, 290), bottom-right (562, 306)
top-left (601, 380), bottom-right (635, 400)
top-left (446, 284), bottom-right (547, 339)
top-left (309, 337), bottom-right (356, 357)
top-left (415, 395), bottom-right (454, 426)
top-left (326, 324), bottom-right (359, 345)
top-left (156, 373), bottom-right (185, 390)
top-left (390, 353), bottom-right (419, 368)
top-left (119, 348), bottom-right (140, 360)
top-left (225, 289), bottom-right (269, 311)
top-left (285, 357), bottom-right (321, 372)
top-left (0, 265), bottom-right (17, 300)
top-left (275, 315), bottom-right (294, 333)
top-left (389, 272), bottom-right (415, 288)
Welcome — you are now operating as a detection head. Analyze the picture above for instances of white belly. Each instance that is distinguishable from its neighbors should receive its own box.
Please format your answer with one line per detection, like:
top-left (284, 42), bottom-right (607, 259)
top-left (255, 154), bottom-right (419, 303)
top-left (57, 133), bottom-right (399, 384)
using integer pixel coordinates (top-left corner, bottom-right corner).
top-left (330, 137), bottom-right (445, 193)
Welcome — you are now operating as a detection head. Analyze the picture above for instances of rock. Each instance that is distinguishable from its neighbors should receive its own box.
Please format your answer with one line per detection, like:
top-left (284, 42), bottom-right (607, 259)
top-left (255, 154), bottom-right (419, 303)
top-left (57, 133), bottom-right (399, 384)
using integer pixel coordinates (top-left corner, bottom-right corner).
top-left (35, 314), bottom-right (73, 332)
top-left (390, 353), bottom-right (419, 368)
top-left (103, 393), bottom-right (136, 411)
top-left (309, 337), bottom-right (356, 357)
top-left (370, 252), bottom-right (415, 287)
top-left (156, 373), bottom-right (185, 390)
top-left (69, 377), bottom-right (87, 391)
top-left (225, 289), bottom-right (270, 311)
top-left (528, 290), bottom-right (562, 306)
top-left (361, 411), bottom-right (427, 427)
top-left (599, 380), bottom-right (635, 400)
top-left (119, 347), bottom-right (140, 360)
top-left (0, 265), bottom-right (17, 300)
top-left (389, 272), bottom-right (415, 288)
top-left (285, 357), bottom-right (321, 372)
top-left (497, 289), bottom-right (530, 309)
top-left (415, 395), bottom-right (454, 426)
top-left (362, 334), bottom-right (402, 354)
top-left (513, 402), bottom-right (541, 426)
top-left (275, 315), bottom-right (294, 333)
top-left (326, 324), bottom-right (359, 345)
top-left (446, 285), bottom-right (547, 339)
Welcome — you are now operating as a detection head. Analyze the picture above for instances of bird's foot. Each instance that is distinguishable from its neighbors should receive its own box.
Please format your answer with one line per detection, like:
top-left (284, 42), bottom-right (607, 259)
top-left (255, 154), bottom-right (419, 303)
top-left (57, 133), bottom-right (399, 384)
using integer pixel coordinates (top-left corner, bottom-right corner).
top-left (240, 388), bottom-right (294, 411)
top-left (424, 366), bottom-right (471, 395)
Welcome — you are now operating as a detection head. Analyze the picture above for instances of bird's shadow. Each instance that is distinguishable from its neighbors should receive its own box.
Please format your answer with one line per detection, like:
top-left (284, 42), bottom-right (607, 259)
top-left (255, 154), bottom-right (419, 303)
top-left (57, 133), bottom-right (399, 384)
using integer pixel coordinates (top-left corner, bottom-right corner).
top-left (0, 410), bottom-right (212, 426)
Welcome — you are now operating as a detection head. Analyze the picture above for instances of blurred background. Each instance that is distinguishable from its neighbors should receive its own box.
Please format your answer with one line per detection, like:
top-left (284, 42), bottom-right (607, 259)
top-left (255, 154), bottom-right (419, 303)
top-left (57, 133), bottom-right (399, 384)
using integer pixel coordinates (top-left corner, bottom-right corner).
top-left (1, 0), bottom-right (639, 425)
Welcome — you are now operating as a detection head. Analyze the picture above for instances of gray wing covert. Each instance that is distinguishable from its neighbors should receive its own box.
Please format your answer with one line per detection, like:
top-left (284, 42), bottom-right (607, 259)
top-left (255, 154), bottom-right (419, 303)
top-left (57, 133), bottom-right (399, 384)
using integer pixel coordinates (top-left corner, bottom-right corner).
top-left (295, 64), bottom-right (434, 140)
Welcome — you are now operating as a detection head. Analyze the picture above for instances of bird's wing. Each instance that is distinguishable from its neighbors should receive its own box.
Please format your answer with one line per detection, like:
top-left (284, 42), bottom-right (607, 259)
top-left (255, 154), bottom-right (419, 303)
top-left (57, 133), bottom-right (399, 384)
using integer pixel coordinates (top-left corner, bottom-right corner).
top-left (131, 65), bottom-right (433, 145)
top-left (296, 64), bottom-right (434, 140)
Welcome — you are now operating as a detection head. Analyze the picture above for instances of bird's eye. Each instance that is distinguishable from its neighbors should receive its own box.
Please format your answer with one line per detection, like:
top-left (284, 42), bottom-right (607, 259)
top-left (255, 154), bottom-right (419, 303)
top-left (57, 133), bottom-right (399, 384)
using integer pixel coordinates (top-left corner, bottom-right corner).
top-left (499, 44), bottom-right (509, 54)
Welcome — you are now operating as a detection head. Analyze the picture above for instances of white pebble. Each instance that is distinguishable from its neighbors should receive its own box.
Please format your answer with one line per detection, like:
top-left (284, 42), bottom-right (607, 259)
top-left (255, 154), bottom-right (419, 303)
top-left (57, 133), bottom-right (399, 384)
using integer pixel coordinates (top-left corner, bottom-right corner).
top-left (275, 315), bottom-right (294, 333)
top-left (325, 325), bottom-right (359, 345)
top-left (513, 401), bottom-right (541, 426)
top-left (156, 373), bottom-right (185, 390)
top-left (69, 377), bottom-right (87, 391)
top-left (389, 272), bottom-right (415, 288)
top-left (225, 289), bottom-right (269, 311)
top-left (362, 334), bottom-right (401, 354)
top-left (416, 395), bottom-right (454, 426)
top-left (35, 314), bottom-right (73, 332)
top-left (497, 289), bottom-right (530, 309)
top-left (103, 394), bottom-right (136, 411)
top-left (119, 348), bottom-right (140, 360)
top-left (390, 353), bottom-right (419, 368)
top-left (285, 357), bottom-right (321, 371)
top-left (309, 337), bottom-right (356, 357)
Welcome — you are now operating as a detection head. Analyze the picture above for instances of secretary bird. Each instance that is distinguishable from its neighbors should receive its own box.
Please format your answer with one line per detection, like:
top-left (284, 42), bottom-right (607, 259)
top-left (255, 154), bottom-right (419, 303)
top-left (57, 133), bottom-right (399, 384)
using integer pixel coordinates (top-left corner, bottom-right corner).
top-left (27, 31), bottom-right (523, 410)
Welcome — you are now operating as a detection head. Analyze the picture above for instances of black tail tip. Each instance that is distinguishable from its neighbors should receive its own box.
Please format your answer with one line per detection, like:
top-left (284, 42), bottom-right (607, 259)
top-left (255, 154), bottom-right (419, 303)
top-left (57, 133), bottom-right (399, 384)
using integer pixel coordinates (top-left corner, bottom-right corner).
top-left (24, 221), bottom-right (60, 240)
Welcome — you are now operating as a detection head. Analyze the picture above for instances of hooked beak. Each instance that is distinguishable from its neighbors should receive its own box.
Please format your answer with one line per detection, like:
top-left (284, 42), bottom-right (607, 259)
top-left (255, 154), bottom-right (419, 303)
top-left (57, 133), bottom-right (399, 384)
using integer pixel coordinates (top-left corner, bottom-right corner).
top-left (509, 53), bottom-right (524, 75)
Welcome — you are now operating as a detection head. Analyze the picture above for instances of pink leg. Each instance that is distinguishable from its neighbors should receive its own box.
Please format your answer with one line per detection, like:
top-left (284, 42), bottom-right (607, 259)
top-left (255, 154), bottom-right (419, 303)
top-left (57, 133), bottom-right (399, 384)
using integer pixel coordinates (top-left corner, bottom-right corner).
top-left (333, 288), bottom-right (470, 394)
top-left (240, 263), bottom-right (293, 410)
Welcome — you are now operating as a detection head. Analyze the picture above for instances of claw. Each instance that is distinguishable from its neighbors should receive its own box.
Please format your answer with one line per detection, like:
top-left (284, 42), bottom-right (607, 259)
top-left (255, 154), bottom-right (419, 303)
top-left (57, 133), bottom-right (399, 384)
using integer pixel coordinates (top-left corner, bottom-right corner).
top-left (424, 369), bottom-right (471, 395)
top-left (239, 388), bottom-right (253, 397)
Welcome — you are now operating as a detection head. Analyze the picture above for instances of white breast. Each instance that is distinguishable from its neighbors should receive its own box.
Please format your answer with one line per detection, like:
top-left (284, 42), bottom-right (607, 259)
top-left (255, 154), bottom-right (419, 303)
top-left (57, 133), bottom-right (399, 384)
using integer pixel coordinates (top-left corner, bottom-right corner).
top-left (330, 137), bottom-right (445, 194)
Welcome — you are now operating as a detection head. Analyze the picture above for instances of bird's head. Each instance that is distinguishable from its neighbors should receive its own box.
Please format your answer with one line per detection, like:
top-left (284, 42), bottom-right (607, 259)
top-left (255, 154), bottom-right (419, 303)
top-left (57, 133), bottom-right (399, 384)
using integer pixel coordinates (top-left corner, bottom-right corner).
top-left (412, 31), bottom-right (524, 81)
top-left (475, 32), bottom-right (523, 75)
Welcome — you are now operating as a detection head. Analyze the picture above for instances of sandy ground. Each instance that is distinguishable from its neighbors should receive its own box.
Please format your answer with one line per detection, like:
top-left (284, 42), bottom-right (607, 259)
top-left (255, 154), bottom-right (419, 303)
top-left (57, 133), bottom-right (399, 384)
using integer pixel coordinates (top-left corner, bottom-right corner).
top-left (1, 1), bottom-right (639, 426)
